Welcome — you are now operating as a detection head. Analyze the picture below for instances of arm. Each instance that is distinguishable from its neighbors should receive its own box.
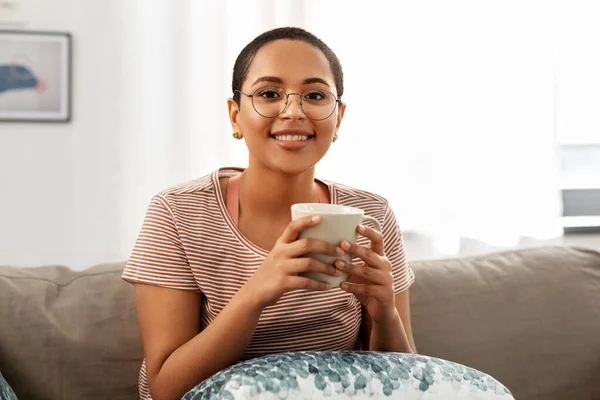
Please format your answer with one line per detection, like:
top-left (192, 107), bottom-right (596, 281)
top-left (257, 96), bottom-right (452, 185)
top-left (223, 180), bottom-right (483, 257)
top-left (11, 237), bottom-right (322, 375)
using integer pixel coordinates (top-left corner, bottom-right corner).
top-left (136, 283), bottom-right (264, 400)
top-left (361, 289), bottom-right (417, 353)
top-left (127, 194), bottom-right (260, 399)
top-left (339, 203), bottom-right (416, 354)
top-left (133, 214), bottom-right (341, 400)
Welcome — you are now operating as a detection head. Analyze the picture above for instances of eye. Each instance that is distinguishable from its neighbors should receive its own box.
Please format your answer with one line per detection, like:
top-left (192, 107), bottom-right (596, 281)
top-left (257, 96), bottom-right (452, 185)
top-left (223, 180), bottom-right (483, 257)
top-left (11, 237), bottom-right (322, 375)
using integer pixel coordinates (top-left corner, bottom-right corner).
top-left (257, 89), bottom-right (282, 99)
top-left (304, 90), bottom-right (326, 101)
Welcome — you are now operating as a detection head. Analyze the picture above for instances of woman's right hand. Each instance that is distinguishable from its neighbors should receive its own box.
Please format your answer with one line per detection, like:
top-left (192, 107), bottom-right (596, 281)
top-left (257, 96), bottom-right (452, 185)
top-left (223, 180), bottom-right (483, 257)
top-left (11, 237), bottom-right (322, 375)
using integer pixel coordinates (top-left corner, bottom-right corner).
top-left (244, 215), bottom-right (344, 308)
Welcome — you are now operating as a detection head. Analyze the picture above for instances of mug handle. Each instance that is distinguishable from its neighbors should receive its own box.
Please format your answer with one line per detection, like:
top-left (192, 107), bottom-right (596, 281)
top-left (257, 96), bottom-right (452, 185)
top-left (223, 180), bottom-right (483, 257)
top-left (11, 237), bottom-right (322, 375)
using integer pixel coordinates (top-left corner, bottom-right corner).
top-left (362, 216), bottom-right (382, 235)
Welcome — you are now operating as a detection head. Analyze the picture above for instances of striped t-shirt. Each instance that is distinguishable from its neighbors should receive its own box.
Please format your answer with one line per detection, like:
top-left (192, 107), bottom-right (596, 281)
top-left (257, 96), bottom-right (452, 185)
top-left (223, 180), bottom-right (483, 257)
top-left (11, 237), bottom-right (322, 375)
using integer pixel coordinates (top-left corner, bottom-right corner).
top-left (122, 167), bottom-right (415, 399)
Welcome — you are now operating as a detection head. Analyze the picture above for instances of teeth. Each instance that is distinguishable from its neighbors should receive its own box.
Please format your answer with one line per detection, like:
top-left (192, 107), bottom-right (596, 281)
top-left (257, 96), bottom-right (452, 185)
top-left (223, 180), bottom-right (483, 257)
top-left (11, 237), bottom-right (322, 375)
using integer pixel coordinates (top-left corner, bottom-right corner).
top-left (274, 135), bottom-right (309, 141)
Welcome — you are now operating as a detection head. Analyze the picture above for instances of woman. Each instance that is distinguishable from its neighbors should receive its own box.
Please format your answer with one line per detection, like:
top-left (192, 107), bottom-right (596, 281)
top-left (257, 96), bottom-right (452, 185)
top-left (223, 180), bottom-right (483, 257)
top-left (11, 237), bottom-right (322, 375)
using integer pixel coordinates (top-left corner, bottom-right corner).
top-left (122, 27), bottom-right (416, 400)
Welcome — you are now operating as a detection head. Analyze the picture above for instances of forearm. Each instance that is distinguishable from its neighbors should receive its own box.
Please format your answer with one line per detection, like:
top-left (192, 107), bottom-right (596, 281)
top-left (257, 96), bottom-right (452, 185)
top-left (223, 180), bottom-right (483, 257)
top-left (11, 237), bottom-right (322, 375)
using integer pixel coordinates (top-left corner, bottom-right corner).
top-left (369, 310), bottom-right (415, 354)
top-left (151, 287), bottom-right (263, 400)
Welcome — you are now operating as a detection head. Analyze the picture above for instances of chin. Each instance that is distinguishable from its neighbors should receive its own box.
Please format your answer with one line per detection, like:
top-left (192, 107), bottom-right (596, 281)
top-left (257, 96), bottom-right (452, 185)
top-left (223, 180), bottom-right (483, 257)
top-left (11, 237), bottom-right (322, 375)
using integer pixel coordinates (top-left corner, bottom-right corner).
top-left (268, 158), bottom-right (320, 176)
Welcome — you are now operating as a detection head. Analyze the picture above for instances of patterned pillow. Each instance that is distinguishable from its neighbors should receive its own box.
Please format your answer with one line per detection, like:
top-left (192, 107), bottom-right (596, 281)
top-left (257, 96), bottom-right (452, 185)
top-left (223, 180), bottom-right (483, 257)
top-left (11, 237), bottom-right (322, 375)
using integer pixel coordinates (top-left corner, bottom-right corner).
top-left (183, 351), bottom-right (514, 399)
top-left (0, 372), bottom-right (18, 400)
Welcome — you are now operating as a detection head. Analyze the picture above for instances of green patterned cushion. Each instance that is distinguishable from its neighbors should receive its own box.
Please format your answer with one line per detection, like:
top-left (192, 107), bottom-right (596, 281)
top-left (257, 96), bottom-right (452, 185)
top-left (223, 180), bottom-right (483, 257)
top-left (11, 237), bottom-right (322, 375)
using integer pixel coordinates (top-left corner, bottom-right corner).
top-left (0, 372), bottom-right (17, 400)
top-left (183, 352), bottom-right (513, 399)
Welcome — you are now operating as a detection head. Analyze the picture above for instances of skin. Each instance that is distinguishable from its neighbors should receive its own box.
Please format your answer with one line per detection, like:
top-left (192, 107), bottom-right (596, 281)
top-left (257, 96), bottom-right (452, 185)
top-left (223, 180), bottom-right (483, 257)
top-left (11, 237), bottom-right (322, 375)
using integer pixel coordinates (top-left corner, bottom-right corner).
top-left (134, 39), bottom-right (416, 400)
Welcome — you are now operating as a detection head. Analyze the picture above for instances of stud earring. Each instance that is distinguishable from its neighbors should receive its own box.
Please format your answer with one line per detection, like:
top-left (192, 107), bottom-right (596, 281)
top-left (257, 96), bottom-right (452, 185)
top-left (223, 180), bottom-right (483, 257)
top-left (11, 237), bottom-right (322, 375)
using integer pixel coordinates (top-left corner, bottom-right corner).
top-left (233, 132), bottom-right (240, 139)
top-left (333, 133), bottom-right (338, 142)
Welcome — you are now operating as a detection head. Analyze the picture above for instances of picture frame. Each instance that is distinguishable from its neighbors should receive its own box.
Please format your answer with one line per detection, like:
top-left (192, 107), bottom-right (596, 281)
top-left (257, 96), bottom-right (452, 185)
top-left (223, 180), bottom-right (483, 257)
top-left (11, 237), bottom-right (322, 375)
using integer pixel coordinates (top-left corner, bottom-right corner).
top-left (0, 30), bottom-right (72, 122)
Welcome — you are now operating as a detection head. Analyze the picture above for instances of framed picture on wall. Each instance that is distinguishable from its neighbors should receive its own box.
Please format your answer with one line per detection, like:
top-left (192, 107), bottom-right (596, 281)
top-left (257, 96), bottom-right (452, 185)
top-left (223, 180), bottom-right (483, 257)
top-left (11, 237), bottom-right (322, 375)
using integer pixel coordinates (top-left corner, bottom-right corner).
top-left (0, 30), bottom-right (72, 122)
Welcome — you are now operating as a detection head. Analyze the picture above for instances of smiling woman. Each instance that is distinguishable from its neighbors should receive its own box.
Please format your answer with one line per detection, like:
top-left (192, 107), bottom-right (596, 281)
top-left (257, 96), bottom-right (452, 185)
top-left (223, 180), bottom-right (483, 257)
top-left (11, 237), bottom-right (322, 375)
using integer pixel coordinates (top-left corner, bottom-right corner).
top-left (121, 27), bottom-right (416, 400)
top-left (228, 37), bottom-right (344, 176)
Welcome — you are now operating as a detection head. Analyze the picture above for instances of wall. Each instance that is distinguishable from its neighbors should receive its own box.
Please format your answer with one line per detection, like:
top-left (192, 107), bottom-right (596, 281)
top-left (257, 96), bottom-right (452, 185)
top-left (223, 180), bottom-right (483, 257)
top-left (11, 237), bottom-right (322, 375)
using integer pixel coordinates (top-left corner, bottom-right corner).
top-left (0, 0), bottom-right (132, 269)
top-left (2, 1), bottom-right (599, 270)
top-left (0, 1), bottom-right (286, 270)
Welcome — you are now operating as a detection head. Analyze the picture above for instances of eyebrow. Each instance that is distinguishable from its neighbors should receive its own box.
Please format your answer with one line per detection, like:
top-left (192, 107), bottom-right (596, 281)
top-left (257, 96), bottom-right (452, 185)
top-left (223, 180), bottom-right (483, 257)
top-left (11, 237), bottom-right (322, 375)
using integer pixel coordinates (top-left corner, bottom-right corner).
top-left (252, 76), bottom-right (283, 86)
top-left (251, 76), bottom-right (331, 88)
top-left (301, 77), bottom-right (331, 87)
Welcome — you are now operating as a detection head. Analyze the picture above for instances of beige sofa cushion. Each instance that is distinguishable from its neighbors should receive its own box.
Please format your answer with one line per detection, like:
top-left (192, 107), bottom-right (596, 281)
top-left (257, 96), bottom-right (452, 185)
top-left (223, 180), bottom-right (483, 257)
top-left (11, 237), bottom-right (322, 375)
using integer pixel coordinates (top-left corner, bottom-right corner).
top-left (409, 246), bottom-right (600, 400)
top-left (0, 262), bottom-right (142, 400)
top-left (0, 246), bottom-right (598, 400)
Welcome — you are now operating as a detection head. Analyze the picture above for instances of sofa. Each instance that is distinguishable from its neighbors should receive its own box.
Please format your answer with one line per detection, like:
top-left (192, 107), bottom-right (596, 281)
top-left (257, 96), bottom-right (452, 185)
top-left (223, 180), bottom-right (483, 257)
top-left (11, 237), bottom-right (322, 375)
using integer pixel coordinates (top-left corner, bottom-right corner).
top-left (1, 246), bottom-right (599, 400)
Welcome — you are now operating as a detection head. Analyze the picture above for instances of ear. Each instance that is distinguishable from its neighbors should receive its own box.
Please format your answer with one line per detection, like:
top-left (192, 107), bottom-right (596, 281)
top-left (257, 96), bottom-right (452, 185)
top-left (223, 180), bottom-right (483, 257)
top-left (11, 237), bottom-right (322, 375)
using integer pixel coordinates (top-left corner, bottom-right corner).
top-left (227, 97), bottom-right (242, 138)
top-left (334, 102), bottom-right (346, 135)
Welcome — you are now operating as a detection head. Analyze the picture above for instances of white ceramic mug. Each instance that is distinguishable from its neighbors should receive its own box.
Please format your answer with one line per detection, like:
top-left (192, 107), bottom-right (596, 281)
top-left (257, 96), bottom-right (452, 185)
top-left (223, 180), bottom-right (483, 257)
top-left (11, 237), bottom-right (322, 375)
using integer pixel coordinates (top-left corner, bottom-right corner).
top-left (290, 203), bottom-right (382, 287)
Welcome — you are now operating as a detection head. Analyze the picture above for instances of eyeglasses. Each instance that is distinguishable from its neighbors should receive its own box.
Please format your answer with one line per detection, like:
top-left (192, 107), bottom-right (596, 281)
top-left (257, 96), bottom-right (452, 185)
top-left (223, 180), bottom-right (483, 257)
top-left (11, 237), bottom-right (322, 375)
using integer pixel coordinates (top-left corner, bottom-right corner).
top-left (235, 86), bottom-right (342, 121)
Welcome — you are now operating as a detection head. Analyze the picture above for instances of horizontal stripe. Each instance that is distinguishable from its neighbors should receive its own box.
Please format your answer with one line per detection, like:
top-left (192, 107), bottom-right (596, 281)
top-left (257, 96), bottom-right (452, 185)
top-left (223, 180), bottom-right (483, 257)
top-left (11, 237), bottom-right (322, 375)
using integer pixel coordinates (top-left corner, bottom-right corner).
top-left (122, 168), bottom-right (415, 399)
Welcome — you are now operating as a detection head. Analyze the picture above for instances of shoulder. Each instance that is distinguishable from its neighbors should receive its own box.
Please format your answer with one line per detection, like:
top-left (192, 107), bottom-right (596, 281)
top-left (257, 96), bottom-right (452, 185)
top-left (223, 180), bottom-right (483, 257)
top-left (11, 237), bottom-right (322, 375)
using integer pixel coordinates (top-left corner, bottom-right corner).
top-left (329, 180), bottom-right (389, 209)
top-left (158, 172), bottom-right (214, 197)
top-left (149, 170), bottom-right (221, 214)
top-left (326, 180), bottom-right (391, 220)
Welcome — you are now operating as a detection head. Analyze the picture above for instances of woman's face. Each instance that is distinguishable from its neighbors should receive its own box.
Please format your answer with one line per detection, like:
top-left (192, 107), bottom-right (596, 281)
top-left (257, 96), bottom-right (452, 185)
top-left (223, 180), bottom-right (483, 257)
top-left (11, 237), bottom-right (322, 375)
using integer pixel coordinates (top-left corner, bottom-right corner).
top-left (228, 39), bottom-right (345, 175)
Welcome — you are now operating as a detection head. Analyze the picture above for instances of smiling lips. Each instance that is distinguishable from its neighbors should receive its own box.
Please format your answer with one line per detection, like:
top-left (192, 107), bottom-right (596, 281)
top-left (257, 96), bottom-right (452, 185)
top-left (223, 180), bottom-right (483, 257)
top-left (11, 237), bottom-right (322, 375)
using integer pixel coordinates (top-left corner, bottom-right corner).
top-left (270, 130), bottom-right (314, 150)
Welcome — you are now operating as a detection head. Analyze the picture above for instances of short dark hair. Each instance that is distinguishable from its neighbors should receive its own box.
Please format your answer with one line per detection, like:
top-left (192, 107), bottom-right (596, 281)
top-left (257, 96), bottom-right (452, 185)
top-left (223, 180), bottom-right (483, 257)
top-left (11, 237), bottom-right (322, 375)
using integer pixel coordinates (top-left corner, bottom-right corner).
top-left (232, 27), bottom-right (344, 105)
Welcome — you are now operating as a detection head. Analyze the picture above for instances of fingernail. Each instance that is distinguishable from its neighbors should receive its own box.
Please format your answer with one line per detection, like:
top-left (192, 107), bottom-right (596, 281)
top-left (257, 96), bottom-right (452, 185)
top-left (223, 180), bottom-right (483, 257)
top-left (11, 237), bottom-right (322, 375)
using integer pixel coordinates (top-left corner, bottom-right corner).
top-left (335, 269), bottom-right (342, 276)
top-left (335, 260), bottom-right (345, 269)
top-left (311, 216), bottom-right (320, 222)
top-left (336, 247), bottom-right (344, 256)
top-left (325, 284), bottom-right (332, 290)
top-left (341, 241), bottom-right (351, 250)
top-left (340, 283), bottom-right (348, 290)
top-left (357, 225), bottom-right (366, 233)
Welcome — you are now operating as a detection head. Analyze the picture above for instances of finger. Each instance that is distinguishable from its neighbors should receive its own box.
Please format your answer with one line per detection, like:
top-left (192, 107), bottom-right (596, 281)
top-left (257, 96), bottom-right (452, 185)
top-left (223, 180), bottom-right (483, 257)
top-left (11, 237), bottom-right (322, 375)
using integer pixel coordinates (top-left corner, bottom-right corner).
top-left (339, 240), bottom-right (386, 269)
top-left (334, 260), bottom-right (386, 285)
top-left (357, 224), bottom-right (384, 255)
top-left (287, 237), bottom-right (344, 259)
top-left (340, 281), bottom-right (383, 298)
top-left (347, 273), bottom-right (369, 285)
top-left (287, 258), bottom-right (342, 278)
top-left (279, 216), bottom-right (321, 244)
top-left (287, 276), bottom-right (332, 291)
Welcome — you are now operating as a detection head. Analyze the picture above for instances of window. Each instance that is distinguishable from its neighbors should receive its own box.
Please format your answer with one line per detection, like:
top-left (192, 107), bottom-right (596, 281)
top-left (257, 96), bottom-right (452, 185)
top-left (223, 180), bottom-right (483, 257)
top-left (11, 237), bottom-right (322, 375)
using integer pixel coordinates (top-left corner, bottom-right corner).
top-left (556, 1), bottom-right (600, 232)
top-left (560, 145), bottom-right (600, 232)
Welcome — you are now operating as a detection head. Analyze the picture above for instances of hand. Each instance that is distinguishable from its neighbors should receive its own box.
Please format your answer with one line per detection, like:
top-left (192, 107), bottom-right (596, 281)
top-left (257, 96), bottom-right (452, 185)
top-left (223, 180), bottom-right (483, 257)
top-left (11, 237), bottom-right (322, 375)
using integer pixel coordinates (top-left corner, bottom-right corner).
top-left (244, 215), bottom-right (344, 308)
top-left (335, 224), bottom-right (396, 323)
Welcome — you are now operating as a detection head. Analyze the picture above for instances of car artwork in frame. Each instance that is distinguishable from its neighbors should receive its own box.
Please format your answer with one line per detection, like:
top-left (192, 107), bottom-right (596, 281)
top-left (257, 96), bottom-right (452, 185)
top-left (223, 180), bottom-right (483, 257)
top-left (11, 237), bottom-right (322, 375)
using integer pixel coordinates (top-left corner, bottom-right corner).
top-left (0, 31), bottom-right (72, 122)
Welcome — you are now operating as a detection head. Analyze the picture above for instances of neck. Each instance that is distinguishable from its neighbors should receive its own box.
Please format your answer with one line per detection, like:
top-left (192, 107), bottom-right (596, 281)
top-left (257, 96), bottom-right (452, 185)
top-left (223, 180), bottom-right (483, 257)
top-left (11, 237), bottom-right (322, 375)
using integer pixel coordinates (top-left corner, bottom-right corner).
top-left (239, 161), bottom-right (319, 219)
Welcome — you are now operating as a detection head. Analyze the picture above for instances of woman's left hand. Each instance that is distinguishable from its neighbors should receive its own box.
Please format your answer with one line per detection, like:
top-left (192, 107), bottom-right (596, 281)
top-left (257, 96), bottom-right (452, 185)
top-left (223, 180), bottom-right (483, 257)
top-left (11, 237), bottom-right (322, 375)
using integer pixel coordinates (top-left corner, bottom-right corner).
top-left (336, 225), bottom-right (397, 323)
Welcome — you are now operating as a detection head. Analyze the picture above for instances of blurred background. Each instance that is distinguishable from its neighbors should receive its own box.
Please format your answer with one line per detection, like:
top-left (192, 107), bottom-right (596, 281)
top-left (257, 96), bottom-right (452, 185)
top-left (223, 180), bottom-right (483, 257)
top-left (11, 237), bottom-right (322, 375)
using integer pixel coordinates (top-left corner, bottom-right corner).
top-left (0, 0), bottom-right (599, 270)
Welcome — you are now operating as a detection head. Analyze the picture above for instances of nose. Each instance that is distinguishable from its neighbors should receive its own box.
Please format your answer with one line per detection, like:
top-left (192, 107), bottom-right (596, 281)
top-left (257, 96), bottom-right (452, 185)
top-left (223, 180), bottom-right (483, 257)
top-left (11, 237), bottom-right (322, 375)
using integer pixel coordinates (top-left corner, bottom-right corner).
top-left (279, 93), bottom-right (305, 120)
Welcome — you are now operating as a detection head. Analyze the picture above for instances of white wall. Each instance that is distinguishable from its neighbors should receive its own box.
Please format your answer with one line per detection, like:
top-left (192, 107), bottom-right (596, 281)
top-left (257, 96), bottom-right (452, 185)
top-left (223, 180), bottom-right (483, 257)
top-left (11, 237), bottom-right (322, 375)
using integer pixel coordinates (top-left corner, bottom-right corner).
top-left (2, 1), bottom-right (598, 270)
top-left (0, 1), bottom-right (136, 269)
top-left (0, 1), bottom-right (278, 269)
top-left (0, 0), bottom-right (305, 270)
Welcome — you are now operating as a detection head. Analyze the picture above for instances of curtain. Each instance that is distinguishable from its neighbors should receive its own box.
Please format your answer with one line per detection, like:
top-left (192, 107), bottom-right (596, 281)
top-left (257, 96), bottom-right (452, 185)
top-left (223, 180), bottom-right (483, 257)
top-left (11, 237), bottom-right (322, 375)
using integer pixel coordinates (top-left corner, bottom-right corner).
top-left (115, 0), bottom-right (563, 261)
top-left (305, 0), bottom-right (564, 256)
